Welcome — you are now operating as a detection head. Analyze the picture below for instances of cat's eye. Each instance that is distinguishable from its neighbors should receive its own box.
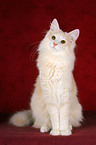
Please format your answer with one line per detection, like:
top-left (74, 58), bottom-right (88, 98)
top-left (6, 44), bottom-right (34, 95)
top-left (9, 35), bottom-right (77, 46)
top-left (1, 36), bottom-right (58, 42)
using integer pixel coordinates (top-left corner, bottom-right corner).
top-left (61, 40), bottom-right (66, 44)
top-left (52, 35), bottom-right (56, 40)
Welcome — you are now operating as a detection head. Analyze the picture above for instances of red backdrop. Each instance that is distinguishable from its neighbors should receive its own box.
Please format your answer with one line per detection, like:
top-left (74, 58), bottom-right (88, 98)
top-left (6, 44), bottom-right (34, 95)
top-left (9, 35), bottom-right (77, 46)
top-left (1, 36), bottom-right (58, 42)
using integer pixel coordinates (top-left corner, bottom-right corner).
top-left (0, 0), bottom-right (96, 112)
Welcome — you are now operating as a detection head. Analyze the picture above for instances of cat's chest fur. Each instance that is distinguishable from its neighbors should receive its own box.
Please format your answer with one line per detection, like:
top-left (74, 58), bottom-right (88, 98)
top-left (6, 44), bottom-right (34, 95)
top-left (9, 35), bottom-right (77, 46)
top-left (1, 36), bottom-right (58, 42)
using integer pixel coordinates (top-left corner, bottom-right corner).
top-left (37, 55), bottom-right (72, 105)
top-left (40, 62), bottom-right (69, 81)
top-left (37, 53), bottom-right (73, 81)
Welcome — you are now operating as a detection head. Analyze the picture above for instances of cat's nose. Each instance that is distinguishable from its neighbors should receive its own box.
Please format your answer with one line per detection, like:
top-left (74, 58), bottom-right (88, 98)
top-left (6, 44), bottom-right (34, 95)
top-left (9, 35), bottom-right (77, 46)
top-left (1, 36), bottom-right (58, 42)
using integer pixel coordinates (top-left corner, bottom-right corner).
top-left (53, 42), bottom-right (57, 46)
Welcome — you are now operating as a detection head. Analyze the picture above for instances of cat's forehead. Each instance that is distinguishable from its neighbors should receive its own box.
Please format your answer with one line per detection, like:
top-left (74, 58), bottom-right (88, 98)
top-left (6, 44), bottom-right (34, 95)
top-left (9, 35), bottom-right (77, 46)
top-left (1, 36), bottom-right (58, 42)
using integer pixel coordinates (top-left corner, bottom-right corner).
top-left (51, 30), bottom-right (67, 38)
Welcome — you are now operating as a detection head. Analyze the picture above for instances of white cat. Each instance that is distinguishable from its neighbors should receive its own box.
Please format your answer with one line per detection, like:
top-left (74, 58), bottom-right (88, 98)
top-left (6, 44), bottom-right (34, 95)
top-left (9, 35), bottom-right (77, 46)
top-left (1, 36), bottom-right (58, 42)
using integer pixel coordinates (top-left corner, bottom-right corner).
top-left (9, 19), bottom-right (83, 136)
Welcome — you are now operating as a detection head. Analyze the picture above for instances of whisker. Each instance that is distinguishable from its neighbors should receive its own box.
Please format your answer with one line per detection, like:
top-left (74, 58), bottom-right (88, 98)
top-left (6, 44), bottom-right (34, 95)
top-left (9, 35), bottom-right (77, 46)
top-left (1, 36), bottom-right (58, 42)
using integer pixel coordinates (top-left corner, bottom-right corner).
top-left (30, 47), bottom-right (38, 63)
top-left (26, 41), bottom-right (40, 50)
top-left (26, 41), bottom-right (40, 63)
top-left (31, 45), bottom-right (38, 52)
top-left (30, 43), bottom-right (39, 62)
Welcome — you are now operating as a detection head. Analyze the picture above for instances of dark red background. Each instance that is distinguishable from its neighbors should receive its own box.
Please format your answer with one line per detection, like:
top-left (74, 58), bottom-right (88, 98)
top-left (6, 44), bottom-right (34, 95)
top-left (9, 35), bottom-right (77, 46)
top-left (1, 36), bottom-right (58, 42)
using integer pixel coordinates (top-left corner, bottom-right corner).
top-left (0, 0), bottom-right (96, 113)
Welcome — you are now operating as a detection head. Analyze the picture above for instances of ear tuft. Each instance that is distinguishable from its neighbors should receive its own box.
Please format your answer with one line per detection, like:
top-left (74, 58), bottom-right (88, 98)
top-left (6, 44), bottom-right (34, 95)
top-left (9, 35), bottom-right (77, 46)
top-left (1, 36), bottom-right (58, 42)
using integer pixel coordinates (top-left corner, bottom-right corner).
top-left (68, 29), bottom-right (80, 41)
top-left (50, 19), bottom-right (60, 31)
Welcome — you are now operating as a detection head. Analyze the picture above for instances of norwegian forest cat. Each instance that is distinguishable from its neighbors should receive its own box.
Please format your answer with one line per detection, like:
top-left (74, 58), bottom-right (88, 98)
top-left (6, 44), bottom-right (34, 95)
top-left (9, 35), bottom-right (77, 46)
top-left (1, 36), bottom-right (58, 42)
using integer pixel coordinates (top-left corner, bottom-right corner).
top-left (9, 19), bottom-right (83, 136)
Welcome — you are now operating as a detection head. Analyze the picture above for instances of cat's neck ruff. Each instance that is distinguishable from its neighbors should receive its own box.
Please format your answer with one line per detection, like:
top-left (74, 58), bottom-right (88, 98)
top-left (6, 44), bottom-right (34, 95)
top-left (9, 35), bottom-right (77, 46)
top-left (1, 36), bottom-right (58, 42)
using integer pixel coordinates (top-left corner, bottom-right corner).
top-left (37, 49), bottom-right (75, 72)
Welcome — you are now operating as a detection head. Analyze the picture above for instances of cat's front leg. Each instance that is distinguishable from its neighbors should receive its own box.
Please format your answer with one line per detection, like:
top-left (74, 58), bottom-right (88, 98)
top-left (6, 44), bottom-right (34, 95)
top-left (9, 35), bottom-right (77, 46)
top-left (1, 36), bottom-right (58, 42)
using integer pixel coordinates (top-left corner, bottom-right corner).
top-left (60, 88), bottom-right (72, 136)
top-left (47, 104), bottom-right (60, 136)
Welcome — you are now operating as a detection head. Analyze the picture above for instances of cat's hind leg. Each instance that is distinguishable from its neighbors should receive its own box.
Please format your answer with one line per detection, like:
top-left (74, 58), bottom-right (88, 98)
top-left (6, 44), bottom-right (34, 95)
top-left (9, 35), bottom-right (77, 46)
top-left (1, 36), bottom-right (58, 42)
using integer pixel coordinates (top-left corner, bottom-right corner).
top-left (70, 101), bottom-right (83, 127)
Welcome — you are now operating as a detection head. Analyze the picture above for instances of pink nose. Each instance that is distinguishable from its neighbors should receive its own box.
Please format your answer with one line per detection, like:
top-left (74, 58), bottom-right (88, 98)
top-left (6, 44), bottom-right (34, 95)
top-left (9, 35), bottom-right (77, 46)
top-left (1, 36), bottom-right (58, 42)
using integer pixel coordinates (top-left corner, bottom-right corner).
top-left (53, 42), bottom-right (57, 46)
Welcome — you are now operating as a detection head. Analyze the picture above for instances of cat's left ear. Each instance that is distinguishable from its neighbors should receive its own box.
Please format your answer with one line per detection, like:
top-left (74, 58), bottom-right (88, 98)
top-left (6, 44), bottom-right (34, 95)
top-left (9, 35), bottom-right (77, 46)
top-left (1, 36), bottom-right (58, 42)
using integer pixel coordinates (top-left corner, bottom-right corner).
top-left (50, 19), bottom-right (60, 32)
top-left (68, 29), bottom-right (80, 41)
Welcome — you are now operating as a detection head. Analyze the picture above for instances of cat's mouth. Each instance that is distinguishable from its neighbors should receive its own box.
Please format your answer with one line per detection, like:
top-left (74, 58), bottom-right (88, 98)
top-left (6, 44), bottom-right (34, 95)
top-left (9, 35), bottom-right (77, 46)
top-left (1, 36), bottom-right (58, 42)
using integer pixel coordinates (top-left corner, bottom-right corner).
top-left (53, 45), bottom-right (57, 49)
top-left (52, 46), bottom-right (58, 51)
top-left (49, 43), bottom-right (58, 51)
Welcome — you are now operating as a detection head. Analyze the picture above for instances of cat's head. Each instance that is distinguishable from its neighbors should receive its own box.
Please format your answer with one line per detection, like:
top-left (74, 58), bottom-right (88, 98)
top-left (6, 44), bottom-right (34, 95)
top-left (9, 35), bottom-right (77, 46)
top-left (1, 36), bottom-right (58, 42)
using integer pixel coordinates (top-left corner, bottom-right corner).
top-left (39, 19), bottom-right (80, 54)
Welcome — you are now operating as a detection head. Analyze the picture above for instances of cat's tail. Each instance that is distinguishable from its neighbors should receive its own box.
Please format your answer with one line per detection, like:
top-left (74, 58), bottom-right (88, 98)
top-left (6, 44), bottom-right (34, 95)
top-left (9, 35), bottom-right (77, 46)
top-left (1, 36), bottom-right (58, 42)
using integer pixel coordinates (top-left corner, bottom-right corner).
top-left (9, 110), bottom-right (33, 127)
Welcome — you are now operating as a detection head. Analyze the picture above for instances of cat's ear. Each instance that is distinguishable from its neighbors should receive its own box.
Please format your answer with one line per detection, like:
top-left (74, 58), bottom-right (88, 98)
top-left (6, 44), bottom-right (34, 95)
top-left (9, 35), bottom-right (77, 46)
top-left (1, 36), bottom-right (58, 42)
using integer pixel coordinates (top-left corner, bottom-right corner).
top-left (50, 19), bottom-right (60, 32)
top-left (68, 29), bottom-right (80, 41)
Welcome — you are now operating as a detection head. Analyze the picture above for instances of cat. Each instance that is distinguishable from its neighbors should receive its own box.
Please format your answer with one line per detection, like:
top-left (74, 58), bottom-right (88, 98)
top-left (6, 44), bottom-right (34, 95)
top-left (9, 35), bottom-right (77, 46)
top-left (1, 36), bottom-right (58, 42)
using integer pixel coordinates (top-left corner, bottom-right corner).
top-left (9, 19), bottom-right (83, 136)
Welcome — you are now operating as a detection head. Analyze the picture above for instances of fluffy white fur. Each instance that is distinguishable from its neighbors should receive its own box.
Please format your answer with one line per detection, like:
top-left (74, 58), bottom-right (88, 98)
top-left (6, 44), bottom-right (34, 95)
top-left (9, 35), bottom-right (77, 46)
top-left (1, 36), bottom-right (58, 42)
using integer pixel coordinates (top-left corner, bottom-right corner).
top-left (9, 19), bottom-right (83, 136)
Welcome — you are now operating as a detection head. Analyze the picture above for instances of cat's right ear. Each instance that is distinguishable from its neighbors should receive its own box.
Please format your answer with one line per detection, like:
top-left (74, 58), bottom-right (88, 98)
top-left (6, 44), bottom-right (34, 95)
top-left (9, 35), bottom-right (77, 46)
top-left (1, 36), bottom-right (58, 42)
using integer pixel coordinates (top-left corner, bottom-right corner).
top-left (50, 19), bottom-right (60, 32)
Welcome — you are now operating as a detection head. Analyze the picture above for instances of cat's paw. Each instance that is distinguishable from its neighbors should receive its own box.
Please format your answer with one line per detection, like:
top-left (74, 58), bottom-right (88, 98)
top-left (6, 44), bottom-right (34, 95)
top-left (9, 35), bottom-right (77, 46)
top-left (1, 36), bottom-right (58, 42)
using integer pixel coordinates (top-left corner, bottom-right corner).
top-left (50, 129), bottom-right (60, 136)
top-left (40, 126), bottom-right (50, 133)
top-left (60, 129), bottom-right (72, 136)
